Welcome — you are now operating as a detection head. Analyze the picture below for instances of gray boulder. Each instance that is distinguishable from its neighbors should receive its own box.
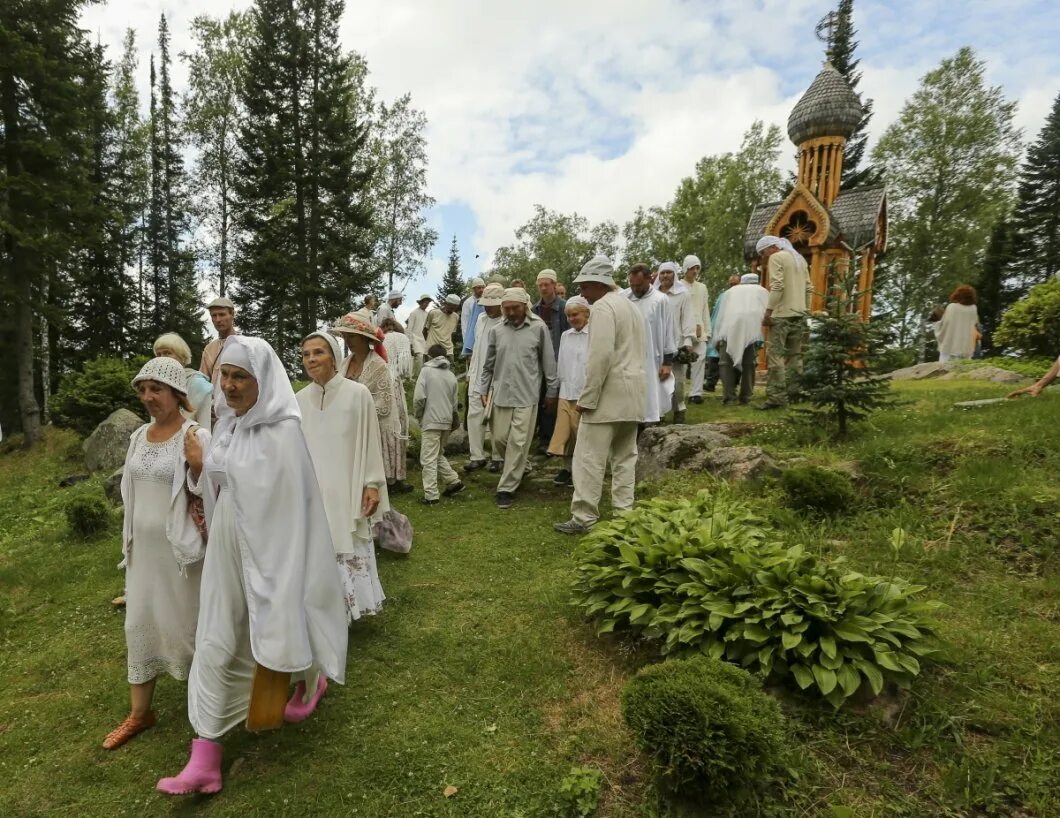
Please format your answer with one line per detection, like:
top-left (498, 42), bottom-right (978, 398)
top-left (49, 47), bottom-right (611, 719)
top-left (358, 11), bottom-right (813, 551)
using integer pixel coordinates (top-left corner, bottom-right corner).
top-left (444, 427), bottom-right (469, 455)
top-left (886, 362), bottom-right (954, 381)
top-left (702, 446), bottom-right (780, 481)
top-left (83, 409), bottom-right (143, 473)
top-left (938, 366), bottom-right (1027, 385)
top-left (103, 467), bottom-right (124, 504)
top-left (636, 425), bottom-right (732, 482)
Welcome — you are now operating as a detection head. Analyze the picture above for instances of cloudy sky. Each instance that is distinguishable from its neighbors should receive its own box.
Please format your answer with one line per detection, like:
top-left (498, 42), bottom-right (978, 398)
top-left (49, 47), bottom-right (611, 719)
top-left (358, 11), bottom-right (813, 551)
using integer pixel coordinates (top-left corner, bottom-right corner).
top-left (80, 0), bottom-right (1060, 300)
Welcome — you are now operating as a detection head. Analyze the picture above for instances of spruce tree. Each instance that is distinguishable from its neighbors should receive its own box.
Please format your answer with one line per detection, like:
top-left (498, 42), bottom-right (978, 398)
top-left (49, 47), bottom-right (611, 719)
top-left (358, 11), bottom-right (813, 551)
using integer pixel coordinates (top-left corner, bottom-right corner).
top-left (1010, 92), bottom-right (1060, 289)
top-left (235, 0), bottom-right (374, 367)
top-left (975, 218), bottom-right (1017, 352)
top-left (829, 0), bottom-right (880, 190)
top-left (797, 259), bottom-right (897, 439)
top-left (438, 236), bottom-right (464, 302)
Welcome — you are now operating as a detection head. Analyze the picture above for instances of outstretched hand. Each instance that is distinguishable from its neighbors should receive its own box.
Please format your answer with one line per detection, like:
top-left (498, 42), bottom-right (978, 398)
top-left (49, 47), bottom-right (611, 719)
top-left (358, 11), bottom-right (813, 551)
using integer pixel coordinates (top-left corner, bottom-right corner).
top-left (362, 487), bottom-right (380, 517)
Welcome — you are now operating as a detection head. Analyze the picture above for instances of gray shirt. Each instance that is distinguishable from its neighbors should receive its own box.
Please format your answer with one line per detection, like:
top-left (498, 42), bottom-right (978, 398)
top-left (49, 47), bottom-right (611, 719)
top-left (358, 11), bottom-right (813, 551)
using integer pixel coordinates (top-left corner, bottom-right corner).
top-left (477, 316), bottom-right (558, 407)
top-left (413, 358), bottom-right (458, 431)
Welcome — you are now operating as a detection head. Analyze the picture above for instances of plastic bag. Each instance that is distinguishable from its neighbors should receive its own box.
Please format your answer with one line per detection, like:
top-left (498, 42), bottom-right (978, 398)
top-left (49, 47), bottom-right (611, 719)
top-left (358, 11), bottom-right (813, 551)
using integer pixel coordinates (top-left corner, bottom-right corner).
top-left (374, 509), bottom-right (413, 554)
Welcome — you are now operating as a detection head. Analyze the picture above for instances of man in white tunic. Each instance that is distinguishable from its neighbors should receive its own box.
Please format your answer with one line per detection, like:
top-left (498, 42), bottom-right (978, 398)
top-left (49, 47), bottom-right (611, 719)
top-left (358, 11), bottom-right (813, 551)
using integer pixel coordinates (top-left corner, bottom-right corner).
top-left (158, 336), bottom-right (346, 796)
top-left (626, 263), bottom-right (675, 424)
top-left (373, 291), bottom-right (404, 329)
top-left (477, 287), bottom-right (558, 509)
top-left (464, 283), bottom-right (505, 473)
top-left (405, 294), bottom-right (432, 374)
top-left (297, 331), bottom-right (388, 624)
top-left (682, 255), bottom-right (712, 403)
top-left (657, 261), bottom-right (697, 423)
top-left (554, 257), bottom-right (646, 534)
top-left (712, 274), bottom-right (769, 405)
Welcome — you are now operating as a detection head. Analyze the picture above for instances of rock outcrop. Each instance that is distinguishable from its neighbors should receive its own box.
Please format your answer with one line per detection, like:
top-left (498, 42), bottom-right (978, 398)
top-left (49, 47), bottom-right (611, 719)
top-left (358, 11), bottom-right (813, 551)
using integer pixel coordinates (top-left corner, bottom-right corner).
top-left (83, 409), bottom-right (143, 473)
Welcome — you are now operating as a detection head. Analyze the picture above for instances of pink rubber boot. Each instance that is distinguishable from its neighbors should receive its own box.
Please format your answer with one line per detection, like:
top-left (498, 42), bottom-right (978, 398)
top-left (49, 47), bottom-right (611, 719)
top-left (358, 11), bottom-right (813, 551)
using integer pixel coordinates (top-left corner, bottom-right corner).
top-left (156, 738), bottom-right (223, 795)
top-left (284, 675), bottom-right (328, 723)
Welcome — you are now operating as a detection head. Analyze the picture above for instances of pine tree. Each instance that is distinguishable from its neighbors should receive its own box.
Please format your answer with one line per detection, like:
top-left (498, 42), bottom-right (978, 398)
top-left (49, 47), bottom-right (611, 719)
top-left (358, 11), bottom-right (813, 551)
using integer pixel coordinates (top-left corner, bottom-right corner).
top-left (1010, 92), bottom-right (1060, 289)
top-left (975, 218), bottom-right (1017, 352)
top-left (235, 0), bottom-right (374, 367)
top-left (438, 236), bottom-right (463, 302)
top-left (1, 0), bottom-right (100, 445)
top-left (828, 0), bottom-right (881, 190)
top-left (797, 259), bottom-right (898, 439)
top-left (147, 53), bottom-right (165, 328)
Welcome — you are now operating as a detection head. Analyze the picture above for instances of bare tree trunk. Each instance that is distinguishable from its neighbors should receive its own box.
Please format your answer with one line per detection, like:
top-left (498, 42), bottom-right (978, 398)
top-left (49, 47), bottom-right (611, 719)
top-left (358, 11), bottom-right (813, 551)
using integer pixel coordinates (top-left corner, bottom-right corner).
top-left (39, 273), bottom-right (50, 425)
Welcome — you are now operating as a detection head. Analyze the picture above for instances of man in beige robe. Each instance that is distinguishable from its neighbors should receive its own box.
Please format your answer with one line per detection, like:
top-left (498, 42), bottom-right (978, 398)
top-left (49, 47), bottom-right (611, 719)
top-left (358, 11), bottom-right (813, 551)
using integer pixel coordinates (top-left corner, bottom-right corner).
top-left (554, 256), bottom-right (647, 535)
top-left (756, 236), bottom-right (812, 409)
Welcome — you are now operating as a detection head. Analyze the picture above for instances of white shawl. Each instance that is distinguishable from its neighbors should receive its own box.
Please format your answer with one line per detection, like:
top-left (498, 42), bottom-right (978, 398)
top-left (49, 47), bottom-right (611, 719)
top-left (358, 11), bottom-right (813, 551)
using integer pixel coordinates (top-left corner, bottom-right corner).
top-left (297, 371), bottom-right (390, 553)
top-left (712, 283), bottom-right (769, 369)
top-left (206, 336), bottom-right (347, 681)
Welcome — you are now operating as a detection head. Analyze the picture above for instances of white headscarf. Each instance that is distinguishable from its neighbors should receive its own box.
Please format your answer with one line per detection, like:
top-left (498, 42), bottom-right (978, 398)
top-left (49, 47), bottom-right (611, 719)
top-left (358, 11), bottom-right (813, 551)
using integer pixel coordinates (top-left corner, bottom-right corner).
top-left (755, 235), bottom-right (809, 275)
top-left (215, 336), bottom-right (301, 428)
top-left (713, 283), bottom-right (769, 370)
top-left (304, 330), bottom-right (344, 369)
top-left (655, 261), bottom-right (687, 294)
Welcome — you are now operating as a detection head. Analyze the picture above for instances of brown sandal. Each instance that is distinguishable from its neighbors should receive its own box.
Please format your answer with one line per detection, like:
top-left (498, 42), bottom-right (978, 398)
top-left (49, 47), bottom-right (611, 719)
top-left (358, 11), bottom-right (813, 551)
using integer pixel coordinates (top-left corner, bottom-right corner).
top-left (102, 710), bottom-right (157, 750)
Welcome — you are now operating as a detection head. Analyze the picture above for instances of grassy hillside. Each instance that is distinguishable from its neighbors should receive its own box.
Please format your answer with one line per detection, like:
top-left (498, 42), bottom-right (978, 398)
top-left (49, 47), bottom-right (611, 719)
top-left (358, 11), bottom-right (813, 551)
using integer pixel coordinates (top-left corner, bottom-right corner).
top-left (0, 380), bottom-right (1056, 817)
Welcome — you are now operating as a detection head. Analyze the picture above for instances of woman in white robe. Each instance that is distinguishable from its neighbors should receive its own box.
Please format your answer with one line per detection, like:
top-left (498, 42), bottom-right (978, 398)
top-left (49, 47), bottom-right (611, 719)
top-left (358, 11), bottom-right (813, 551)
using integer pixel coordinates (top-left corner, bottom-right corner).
top-left (298, 331), bottom-right (389, 623)
top-left (104, 357), bottom-right (209, 750)
top-left (157, 336), bottom-right (347, 796)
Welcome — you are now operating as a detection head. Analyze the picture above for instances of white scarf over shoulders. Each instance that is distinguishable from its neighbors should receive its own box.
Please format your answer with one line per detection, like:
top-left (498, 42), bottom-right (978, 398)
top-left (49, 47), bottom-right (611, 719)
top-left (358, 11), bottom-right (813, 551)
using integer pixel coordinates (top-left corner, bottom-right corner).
top-left (712, 283), bottom-right (769, 370)
top-left (297, 371), bottom-right (390, 553)
top-left (204, 336), bottom-right (347, 681)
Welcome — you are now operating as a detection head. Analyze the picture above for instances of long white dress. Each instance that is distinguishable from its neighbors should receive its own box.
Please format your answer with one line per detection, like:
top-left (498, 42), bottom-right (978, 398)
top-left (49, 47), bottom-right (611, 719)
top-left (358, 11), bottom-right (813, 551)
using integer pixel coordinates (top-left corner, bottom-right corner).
top-left (297, 373), bottom-right (389, 622)
top-left (122, 427), bottom-right (205, 684)
top-left (626, 288), bottom-right (676, 423)
top-left (187, 336), bottom-right (347, 740)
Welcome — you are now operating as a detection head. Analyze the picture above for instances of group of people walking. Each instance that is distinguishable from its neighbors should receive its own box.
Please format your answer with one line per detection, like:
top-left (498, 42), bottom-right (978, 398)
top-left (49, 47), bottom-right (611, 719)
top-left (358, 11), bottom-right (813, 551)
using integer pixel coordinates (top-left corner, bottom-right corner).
top-left (103, 234), bottom-right (817, 794)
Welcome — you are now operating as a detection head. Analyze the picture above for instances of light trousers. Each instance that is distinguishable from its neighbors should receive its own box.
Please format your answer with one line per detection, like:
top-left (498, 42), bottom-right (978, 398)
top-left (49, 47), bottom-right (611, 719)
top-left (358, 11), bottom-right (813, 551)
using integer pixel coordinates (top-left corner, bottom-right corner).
top-left (491, 404), bottom-right (538, 493)
top-left (671, 363), bottom-right (687, 414)
top-left (570, 421), bottom-right (639, 526)
top-left (466, 391), bottom-right (496, 463)
top-left (689, 341), bottom-right (707, 397)
top-left (765, 317), bottom-right (806, 406)
top-left (420, 429), bottom-right (460, 500)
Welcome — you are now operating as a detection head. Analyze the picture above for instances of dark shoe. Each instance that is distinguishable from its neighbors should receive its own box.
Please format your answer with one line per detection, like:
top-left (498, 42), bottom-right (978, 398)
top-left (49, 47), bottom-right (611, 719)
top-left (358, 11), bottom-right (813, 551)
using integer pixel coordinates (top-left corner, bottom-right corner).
top-left (689, 395), bottom-right (704, 404)
top-left (553, 519), bottom-right (592, 535)
top-left (755, 403), bottom-right (785, 411)
top-left (487, 461), bottom-right (502, 473)
top-left (705, 385), bottom-right (717, 393)
top-left (553, 469), bottom-right (573, 486)
top-left (722, 398), bottom-right (736, 406)
top-left (496, 491), bottom-right (514, 509)
top-left (738, 398), bottom-right (751, 405)
top-left (388, 480), bottom-right (414, 494)
top-left (419, 497), bottom-right (439, 505)
top-left (673, 411), bottom-right (686, 424)
top-left (463, 460), bottom-right (486, 473)
top-left (443, 481), bottom-right (466, 497)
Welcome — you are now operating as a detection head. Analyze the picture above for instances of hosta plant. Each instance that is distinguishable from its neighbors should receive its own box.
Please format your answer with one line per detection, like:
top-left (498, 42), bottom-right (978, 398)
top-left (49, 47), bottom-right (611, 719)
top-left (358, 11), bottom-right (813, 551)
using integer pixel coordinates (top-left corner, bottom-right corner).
top-left (572, 492), bottom-right (940, 707)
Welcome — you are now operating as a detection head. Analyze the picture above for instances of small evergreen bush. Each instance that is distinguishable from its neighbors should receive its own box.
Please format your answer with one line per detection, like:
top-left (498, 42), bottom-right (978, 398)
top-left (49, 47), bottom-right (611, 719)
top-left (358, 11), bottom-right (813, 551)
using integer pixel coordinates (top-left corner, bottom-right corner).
top-left (621, 655), bottom-right (787, 802)
top-left (65, 494), bottom-right (112, 538)
top-left (572, 491), bottom-right (940, 707)
top-left (52, 356), bottom-right (147, 435)
top-left (781, 466), bottom-right (855, 515)
top-left (993, 277), bottom-right (1060, 357)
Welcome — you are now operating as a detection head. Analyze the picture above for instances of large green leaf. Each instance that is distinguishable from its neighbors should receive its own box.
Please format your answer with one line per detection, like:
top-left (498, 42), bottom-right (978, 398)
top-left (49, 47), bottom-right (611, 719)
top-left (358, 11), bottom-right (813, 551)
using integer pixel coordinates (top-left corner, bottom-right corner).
top-left (853, 658), bottom-right (884, 696)
top-left (812, 664), bottom-right (837, 695)
top-left (791, 663), bottom-right (814, 690)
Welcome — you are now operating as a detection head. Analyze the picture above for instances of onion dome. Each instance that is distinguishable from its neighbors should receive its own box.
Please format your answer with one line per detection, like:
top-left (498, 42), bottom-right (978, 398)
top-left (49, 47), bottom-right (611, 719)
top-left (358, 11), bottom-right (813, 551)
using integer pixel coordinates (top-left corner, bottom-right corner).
top-left (787, 62), bottom-right (864, 146)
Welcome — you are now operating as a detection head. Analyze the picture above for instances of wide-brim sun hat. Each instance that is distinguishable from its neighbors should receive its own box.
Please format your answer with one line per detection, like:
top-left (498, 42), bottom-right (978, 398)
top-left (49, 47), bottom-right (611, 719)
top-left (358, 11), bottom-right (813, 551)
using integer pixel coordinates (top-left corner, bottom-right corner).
top-left (330, 313), bottom-right (380, 343)
top-left (573, 255), bottom-right (617, 288)
top-left (132, 356), bottom-right (189, 395)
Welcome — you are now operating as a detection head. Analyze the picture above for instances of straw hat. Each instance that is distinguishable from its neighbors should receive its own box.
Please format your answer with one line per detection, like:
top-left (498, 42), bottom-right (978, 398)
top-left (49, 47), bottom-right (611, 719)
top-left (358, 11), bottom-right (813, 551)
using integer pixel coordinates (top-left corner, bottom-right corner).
top-left (330, 313), bottom-right (380, 343)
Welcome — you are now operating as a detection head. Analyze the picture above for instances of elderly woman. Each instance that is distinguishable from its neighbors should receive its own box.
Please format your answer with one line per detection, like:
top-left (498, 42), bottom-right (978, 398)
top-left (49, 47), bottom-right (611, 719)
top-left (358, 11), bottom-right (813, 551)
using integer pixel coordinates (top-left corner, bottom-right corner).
top-left (333, 313), bottom-right (413, 494)
top-left (934, 285), bottom-right (981, 363)
top-left (103, 357), bottom-right (210, 751)
top-left (154, 333), bottom-right (213, 430)
top-left (156, 336), bottom-right (346, 796)
top-left (298, 331), bottom-right (388, 623)
top-left (547, 296), bottom-right (591, 486)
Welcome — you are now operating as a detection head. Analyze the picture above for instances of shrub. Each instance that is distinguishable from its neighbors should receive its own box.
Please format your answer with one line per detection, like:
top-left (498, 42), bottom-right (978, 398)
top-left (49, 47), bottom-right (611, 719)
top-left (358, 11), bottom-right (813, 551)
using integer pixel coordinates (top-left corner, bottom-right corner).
top-left (621, 655), bottom-right (787, 801)
top-left (52, 356), bottom-right (147, 435)
top-left (781, 466), bottom-right (855, 515)
top-left (993, 277), bottom-right (1060, 356)
top-left (572, 492), bottom-right (940, 707)
top-left (65, 494), bottom-right (112, 538)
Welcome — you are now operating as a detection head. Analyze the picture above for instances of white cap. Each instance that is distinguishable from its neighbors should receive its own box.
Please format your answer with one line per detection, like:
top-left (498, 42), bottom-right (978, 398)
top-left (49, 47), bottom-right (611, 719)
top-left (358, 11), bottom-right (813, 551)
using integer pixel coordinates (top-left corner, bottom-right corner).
top-left (132, 356), bottom-right (188, 395)
top-left (536, 269), bottom-right (558, 283)
top-left (471, 277), bottom-right (486, 288)
top-left (386, 291), bottom-right (403, 301)
top-left (417, 293), bottom-right (433, 303)
top-left (444, 293), bottom-right (462, 306)
top-left (682, 255), bottom-right (701, 272)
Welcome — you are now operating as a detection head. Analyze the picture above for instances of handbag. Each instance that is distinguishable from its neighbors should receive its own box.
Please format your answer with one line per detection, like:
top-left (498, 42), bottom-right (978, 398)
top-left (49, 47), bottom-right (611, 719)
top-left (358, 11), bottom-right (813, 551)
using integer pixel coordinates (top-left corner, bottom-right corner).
top-left (373, 509), bottom-right (413, 554)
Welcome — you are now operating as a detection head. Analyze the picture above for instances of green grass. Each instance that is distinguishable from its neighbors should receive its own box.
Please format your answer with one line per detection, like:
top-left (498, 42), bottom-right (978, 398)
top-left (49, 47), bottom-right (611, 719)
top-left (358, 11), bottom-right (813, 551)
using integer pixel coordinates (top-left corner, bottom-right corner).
top-left (0, 380), bottom-right (1057, 817)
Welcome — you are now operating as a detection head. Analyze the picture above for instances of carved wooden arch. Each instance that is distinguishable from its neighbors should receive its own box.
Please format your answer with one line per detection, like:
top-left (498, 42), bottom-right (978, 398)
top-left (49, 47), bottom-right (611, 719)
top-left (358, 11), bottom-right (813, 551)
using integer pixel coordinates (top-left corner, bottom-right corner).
top-left (764, 182), bottom-right (831, 248)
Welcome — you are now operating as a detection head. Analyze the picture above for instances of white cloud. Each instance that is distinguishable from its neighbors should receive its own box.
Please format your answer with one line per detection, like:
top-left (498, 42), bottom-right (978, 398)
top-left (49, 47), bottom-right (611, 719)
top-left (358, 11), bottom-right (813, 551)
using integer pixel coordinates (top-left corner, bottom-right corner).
top-left (80, 0), bottom-right (1060, 298)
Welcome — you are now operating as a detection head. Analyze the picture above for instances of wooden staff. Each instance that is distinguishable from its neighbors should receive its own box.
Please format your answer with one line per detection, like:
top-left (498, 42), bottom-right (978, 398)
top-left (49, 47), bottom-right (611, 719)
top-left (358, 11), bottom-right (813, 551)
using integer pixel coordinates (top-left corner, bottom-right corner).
top-left (245, 664), bottom-right (290, 732)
